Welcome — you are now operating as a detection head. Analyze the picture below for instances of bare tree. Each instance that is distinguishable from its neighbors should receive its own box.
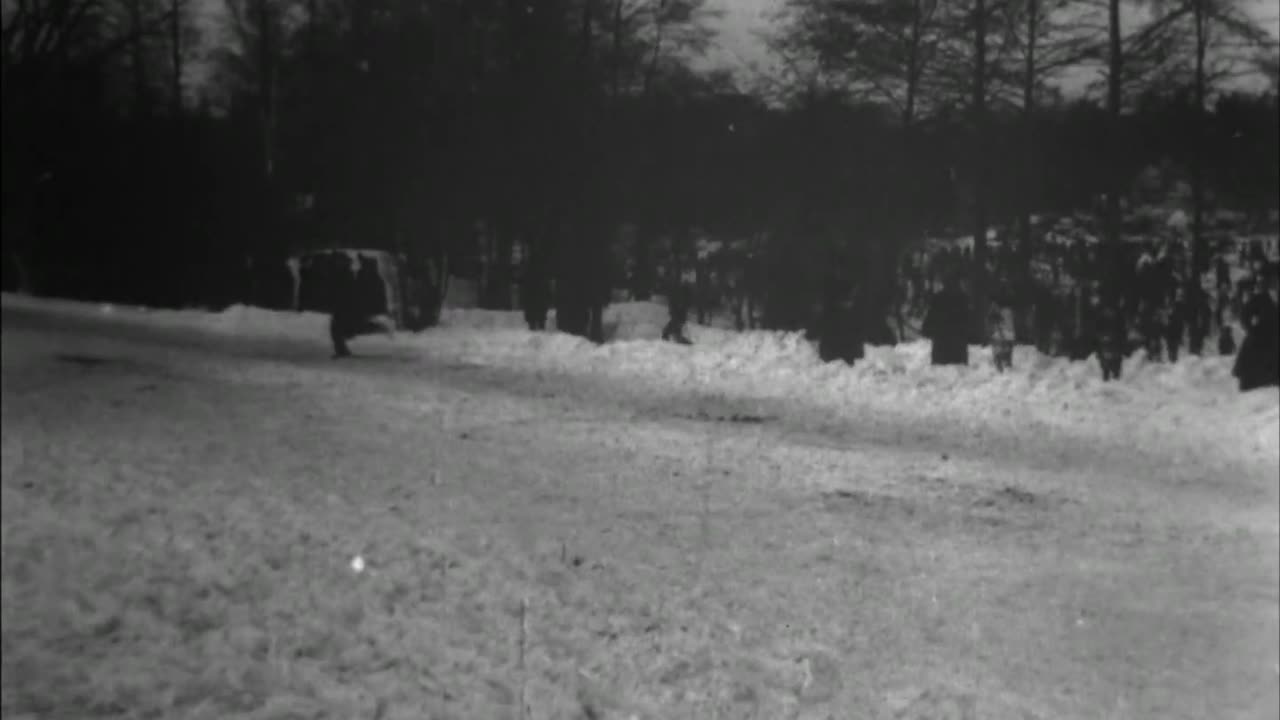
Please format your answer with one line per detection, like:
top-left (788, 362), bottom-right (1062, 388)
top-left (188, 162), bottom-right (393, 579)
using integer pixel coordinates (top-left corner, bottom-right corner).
top-left (1178, 0), bottom-right (1275, 341)
top-left (219, 0), bottom-right (289, 179)
top-left (769, 0), bottom-right (952, 323)
top-left (169, 0), bottom-right (181, 115)
top-left (971, 0), bottom-right (990, 338)
top-left (1004, 0), bottom-right (1095, 275)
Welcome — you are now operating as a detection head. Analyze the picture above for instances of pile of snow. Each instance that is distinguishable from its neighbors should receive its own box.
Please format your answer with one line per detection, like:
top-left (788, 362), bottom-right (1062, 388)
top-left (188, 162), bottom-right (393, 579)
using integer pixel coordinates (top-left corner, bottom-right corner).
top-left (5, 293), bottom-right (1276, 473)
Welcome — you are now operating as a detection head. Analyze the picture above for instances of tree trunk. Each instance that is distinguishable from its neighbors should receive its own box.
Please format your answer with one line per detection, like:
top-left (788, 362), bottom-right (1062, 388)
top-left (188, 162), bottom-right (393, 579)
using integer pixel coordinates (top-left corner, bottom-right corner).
top-left (634, 222), bottom-right (654, 300)
top-left (170, 0), bottom-right (181, 116)
top-left (128, 0), bottom-right (148, 118)
top-left (1019, 0), bottom-right (1038, 279)
top-left (611, 0), bottom-right (624, 97)
top-left (256, 0), bottom-right (275, 180)
top-left (971, 0), bottom-right (989, 342)
top-left (490, 216), bottom-right (515, 309)
top-left (554, 0), bottom-right (597, 339)
top-left (1104, 0), bottom-right (1123, 286)
top-left (644, 0), bottom-right (668, 95)
top-left (1189, 0), bottom-right (1208, 353)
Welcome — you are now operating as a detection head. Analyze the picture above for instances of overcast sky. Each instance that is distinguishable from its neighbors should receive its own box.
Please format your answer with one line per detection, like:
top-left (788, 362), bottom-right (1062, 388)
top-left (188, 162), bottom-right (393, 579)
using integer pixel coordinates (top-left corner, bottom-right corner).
top-left (702, 0), bottom-right (1280, 93)
top-left (185, 0), bottom-right (1278, 101)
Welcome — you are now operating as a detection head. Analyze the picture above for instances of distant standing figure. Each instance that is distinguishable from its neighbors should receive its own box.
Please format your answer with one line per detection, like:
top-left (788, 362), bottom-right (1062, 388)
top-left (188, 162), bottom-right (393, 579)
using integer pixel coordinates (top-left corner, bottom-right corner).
top-left (356, 254), bottom-right (386, 318)
top-left (1032, 284), bottom-right (1057, 354)
top-left (817, 284), bottom-right (865, 366)
top-left (1094, 293), bottom-right (1127, 382)
top-left (1232, 278), bottom-right (1279, 391)
top-left (521, 269), bottom-right (550, 331)
top-left (1215, 286), bottom-right (1231, 330)
top-left (1165, 288), bottom-right (1187, 363)
top-left (1186, 283), bottom-right (1210, 356)
top-left (1218, 325), bottom-right (1236, 356)
top-left (923, 274), bottom-right (970, 366)
top-left (329, 256), bottom-right (359, 358)
top-left (987, 299), bottom-right (1016, 372)
top-left (1141, 304), bottom-right (1165, 362)
top-left (1216, 255), bottom-right (1231, 291)
top-left (662, 280), bottom-right (693, 345)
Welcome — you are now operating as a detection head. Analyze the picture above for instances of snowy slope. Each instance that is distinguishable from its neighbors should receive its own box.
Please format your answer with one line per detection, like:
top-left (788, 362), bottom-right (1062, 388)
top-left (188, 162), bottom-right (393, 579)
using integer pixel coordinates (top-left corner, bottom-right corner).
top-left (4, 293), bottom-right (1276, 475)
top-left (4, 292), bottom-right (1278, 720)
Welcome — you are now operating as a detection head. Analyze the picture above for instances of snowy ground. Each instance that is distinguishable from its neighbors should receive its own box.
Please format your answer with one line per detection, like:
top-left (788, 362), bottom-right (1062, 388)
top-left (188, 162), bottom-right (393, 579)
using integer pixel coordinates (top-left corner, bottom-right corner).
top-left (2, 293), bottom-right (1277, 719)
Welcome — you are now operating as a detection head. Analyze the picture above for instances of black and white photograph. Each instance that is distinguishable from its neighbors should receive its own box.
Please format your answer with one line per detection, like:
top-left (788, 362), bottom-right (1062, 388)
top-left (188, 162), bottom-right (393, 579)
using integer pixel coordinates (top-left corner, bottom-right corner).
top-left (2, 0), bottom-right (1278, 717)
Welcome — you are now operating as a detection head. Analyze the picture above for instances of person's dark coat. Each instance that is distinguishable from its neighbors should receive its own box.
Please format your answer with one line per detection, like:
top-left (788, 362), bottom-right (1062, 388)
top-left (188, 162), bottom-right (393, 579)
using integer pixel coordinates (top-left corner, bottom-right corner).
top-left (356, 255), bottom-right (386, 318)
top-left (329, 260), bottom-right (360, 357)
top-left (406, 259), bottom-right (441, 331)
top-left (987, 301), bottom-right (1016, 371)
top-left (662, 282), bottom-right (692, 344)
top-left (1233, 291), bottom-right (1279, 391)
top-left (1094, 300), bottom-right (1128, 381)
top-left (1186, 285), bottom-right (1210, 355)
top-left (1071, 291), bottom-right (1097, 361)
top-left (521, 270), bottom-right (550, 331)
top-left (923, 283), bottom-right (970, 366)
top-left (586, 261), bottom-right (611, 344)
top-left (1216, 257), bottom-right (1231, 290)
top-left (1165, 299), bottom-right (1186, 362)
top-left (1032, 284), bottom-right (1056, 353)
top-left (1218, 326), bottom-right (1237, 356)
top-left (817, 293), bottom-right (865, 365)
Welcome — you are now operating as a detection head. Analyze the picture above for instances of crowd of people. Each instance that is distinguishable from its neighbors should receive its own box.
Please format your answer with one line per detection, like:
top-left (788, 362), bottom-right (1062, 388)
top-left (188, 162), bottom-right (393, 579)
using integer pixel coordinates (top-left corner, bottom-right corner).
top-left (654, 233), bottom-right (1277, 392)
top-left (306, 229), bottom-right (1276, 392)
top-left (905, 236), bottom-right (1279, 390)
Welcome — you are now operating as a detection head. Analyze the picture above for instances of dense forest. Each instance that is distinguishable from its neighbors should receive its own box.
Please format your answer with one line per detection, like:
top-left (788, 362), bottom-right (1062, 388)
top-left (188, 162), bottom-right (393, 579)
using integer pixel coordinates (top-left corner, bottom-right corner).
top-left (3, 0), bottom-right (1278, 337)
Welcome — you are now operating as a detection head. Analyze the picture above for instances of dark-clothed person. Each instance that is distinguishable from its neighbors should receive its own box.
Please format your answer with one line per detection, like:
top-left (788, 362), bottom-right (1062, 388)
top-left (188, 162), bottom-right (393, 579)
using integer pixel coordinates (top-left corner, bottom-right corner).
top-left (329, 257), bottom-right (359, 358)
top-left (817, 286), bottom-right (865, 366)
top-left (662, 281), bottom-right (693, 345)
top-left (1219, 326), bottom-right (1237, 356)
top-left (1094, 293), bottom-right (1128, 381)
top-left (522, 270), bottom-right (550, 331)
top-left (1233, 281), bottom-right (1279, 391)
top-left (923, 275), bottom-right (971, 366)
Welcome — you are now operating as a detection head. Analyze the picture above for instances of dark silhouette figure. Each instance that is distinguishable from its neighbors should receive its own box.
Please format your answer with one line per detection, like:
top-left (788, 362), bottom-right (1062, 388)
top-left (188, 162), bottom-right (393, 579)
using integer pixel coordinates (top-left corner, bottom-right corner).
top-left (587, 263), bottom-right (610, 344)
top-left (1215, 286), bottom-right (1231, 331)
top-left (298, 256), bottom-right (317, 310)
top-left (1141, 304), bottom-right (1165, 362)
top-left (1218, 326), bottom-right (1237, 356)
top-left (327, 254), bottom-right (391, 358)
top-left (1070, 287), bottom-right (1095, 361)
top-left (1233, 283), bottom-right (1279, 391)
top-left (923, 274), bottom-right (970, 366)
top-left (1186, 284), bottom-right (1210, 355)
top-left (817, 284), bottom-right (865, 366)
top-left (522, 268), bottom-right (550, 331)
top-left (356, 254), bottom-right (386, 318)
top-left (1032, 284), bottom-right (1057, 354)
top-left (662, 280), bottom-right (693, 345)
top-left (987, 297), bottom-right (1016, 372)
top-left (329, 257), bottom-right (359, 358)
top-left (1095, 304), bottom-right (1126, 379)
top-left (1165, 290), bottom-right (1187, 363)
top-left (694, 258), bottom-right (712, 325)
top-left (403, 255), bottom-right (442, 331)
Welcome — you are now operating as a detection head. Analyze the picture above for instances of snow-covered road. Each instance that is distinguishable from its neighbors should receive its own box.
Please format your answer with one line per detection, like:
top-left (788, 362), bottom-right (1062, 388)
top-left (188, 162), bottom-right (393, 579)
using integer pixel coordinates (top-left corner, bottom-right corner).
top-left (2, 301), bottom-right (1277, 720)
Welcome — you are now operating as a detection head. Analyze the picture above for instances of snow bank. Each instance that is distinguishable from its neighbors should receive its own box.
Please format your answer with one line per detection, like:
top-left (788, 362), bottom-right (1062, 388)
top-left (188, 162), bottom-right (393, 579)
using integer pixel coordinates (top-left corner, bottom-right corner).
top-left (5, 293), bottom-right (1276, 472)
top-left (432, 311), bottom-right (1277, 470)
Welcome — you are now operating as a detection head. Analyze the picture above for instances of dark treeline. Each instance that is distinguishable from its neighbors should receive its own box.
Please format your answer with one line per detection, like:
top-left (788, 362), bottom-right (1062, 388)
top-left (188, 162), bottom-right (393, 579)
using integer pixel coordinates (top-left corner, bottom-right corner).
top-left (3, 0), bottom-right (1278, 338)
